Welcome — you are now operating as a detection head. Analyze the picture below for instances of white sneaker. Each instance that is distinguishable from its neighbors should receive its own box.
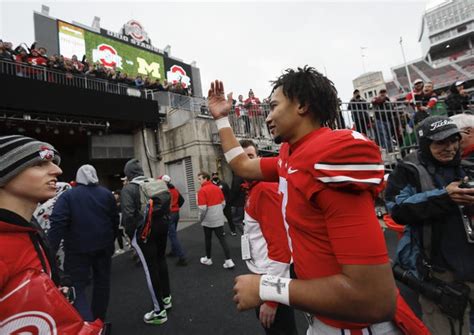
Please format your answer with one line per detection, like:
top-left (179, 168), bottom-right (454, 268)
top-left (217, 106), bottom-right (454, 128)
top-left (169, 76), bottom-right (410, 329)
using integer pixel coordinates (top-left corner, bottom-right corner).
top-left (223, 259), bottom-right (235, 269)
top-left (200, 256), bottom-right (213, 266)
top-left (143, 309), bottom-right (167, 325)
top-left (114, 249), bottom-right (125, 255)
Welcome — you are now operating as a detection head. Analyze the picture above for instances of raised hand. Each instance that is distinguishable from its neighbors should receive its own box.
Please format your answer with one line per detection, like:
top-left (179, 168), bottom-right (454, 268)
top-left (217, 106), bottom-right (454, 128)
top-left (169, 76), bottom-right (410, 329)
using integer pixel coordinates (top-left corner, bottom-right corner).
top-left (208, 80), bottom-right (233, 120)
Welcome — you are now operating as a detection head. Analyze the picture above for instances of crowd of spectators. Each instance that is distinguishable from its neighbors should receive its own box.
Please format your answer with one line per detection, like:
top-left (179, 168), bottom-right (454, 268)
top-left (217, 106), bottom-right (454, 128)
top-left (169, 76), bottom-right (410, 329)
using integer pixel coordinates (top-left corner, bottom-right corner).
top-left (0, 39), bottom-right (192, 95)
top-left (347, 79), bottom-right (473, 153)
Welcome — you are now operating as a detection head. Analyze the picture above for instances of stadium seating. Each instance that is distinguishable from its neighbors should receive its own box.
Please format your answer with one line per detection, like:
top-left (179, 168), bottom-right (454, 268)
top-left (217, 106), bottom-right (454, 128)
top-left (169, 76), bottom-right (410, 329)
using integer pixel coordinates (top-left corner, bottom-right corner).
top-left (391, 58), bottom-right (472, 96)
top-left (457, 58), bottom-right (474, 75)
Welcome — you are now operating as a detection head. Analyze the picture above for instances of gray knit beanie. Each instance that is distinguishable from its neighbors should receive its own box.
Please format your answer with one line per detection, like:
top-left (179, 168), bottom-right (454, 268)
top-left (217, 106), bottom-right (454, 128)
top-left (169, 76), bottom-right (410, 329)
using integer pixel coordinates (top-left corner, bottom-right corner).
top-left (0, 135), bottom-right (61, 187)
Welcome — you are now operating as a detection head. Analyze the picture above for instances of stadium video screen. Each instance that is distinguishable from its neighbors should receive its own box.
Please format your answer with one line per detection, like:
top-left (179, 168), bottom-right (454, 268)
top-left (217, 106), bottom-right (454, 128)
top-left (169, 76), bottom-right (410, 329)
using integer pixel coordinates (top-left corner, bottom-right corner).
top-left (58, 21), bottom-right (165, 80)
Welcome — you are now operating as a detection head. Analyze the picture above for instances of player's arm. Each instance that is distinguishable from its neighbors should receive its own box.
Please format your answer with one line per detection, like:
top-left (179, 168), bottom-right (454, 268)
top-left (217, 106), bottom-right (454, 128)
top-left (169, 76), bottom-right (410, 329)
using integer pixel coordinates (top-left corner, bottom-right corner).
top-left (288, 263), bottom-right (396, 323)
top-left (234, 189), bottom-right (397, 323)
top-left (207, 80), bottom-right (263, 180)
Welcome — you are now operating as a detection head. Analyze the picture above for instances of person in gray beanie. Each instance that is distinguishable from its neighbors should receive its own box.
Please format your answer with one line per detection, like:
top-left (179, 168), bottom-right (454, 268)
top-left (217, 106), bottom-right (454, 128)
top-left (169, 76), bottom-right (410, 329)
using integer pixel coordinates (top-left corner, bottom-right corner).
top-left (49, 164), bottom-right (119, 322)
top-left (0, 134), bottom-right (61, 187)
top-left (0, 135), bottom-right (104, 333)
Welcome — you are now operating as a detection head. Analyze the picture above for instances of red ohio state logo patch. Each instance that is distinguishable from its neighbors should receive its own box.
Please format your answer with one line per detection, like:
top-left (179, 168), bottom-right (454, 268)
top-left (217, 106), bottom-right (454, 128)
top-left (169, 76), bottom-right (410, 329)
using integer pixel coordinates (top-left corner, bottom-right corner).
top-left (39, 146), bottom-right (54, 160)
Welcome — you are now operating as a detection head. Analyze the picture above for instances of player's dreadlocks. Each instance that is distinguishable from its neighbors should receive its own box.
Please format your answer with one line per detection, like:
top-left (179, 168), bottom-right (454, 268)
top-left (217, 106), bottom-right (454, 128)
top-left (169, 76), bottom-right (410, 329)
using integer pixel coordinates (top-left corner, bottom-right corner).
top-left (270, 66), bottom-right (339, 128)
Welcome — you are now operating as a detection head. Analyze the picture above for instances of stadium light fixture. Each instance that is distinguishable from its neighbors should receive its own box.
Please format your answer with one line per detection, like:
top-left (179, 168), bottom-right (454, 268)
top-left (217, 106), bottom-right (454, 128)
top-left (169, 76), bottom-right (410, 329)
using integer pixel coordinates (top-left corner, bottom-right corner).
top-left (446, 44), bottom-right (450, 48)
top-left (399, 36), bottom-right (413, 93)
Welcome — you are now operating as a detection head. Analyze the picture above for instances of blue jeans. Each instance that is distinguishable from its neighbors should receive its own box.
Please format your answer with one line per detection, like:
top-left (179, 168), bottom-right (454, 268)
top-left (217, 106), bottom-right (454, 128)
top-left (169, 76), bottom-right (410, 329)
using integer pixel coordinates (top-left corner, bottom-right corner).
top-left (168, 212), bottom-right (185, 258)
top-left (64, 246), bottom-right (114, 321)
top-left (375, 120), bottom-right (393, 152)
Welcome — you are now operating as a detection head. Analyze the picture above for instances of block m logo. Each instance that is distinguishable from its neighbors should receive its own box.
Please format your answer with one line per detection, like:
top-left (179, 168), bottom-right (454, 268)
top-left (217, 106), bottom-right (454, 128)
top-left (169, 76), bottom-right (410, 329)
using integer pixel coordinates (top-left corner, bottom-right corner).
top-left (137, 57), bottom-right (161, 78)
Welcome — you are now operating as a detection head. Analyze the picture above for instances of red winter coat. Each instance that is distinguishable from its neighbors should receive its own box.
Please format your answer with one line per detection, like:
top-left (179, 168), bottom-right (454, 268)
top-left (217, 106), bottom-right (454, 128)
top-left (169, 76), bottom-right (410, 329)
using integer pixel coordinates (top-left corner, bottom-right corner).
top-left (0, 209), bottom-right (103, 334)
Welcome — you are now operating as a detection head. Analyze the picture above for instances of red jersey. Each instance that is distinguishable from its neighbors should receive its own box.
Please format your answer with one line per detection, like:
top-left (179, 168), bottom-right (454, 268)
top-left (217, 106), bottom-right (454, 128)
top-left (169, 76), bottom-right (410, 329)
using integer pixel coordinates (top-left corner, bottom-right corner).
top-left (244, 181), bottom-right (291, 272)
top-left (260, 127), bottom-right (388, 329)
top-left (245, 181), bottom-right (292, 309)
top-left (169, 187), bottom-right (181, 213)
top-left (244, 97), bottom-right (262, 117)
top-left (27, 56), bottom-right (47, 67)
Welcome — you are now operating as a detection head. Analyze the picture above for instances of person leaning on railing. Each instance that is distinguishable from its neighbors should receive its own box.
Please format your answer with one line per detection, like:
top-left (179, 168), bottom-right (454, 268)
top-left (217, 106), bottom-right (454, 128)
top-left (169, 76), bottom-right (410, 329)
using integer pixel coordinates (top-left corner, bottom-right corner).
top-left (446, 81), bottom-right (471, 116)
top-left (413, 81), bottom-right (438, 125)
top-left (0, 41), bottom-right (14, 61)
top-left (372, 89), bottom-right (397, 152)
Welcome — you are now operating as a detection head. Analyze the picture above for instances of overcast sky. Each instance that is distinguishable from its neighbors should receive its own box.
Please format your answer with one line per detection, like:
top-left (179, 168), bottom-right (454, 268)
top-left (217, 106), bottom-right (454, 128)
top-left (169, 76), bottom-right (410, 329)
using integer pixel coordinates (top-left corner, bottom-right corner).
top-left (1, 0), bottom-right (441, 101)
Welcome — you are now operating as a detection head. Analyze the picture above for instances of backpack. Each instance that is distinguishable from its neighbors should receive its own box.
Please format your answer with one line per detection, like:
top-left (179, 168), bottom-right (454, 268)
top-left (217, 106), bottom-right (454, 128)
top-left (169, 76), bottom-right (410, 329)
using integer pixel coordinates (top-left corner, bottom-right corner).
top-left (131, 177), bottom-right (171, 242)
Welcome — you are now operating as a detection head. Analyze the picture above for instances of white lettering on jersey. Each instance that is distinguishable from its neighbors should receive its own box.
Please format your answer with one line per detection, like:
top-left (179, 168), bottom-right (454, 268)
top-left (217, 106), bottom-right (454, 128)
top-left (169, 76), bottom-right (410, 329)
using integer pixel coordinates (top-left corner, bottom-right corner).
top-left (278, 177), bottom-right (293, 252)
top-left (314, 163), bottom-right (384, 171)
top-left (351, 131), bottom-right (368, 141)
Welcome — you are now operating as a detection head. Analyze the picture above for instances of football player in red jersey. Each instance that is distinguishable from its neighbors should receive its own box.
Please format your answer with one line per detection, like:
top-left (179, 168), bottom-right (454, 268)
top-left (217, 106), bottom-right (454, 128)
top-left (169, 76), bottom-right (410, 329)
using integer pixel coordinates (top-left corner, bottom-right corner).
top-left (208, 66), bottom-right (398, 334)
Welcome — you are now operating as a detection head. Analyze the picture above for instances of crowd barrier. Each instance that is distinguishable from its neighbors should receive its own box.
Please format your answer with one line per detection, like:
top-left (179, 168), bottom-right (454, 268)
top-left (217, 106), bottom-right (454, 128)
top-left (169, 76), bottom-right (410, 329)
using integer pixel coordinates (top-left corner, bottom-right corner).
top-left (0, 58), bottom-right (153, 99)
top-left (225, 101), bottom-right (472, 167)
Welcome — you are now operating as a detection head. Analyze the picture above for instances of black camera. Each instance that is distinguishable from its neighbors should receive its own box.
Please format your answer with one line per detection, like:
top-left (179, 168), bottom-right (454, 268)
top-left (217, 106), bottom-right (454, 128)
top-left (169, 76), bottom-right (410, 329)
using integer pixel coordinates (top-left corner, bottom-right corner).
top-left (393, 264), bottom-right (470, 320)
top-left (459, 178), bottom-right (474, 189)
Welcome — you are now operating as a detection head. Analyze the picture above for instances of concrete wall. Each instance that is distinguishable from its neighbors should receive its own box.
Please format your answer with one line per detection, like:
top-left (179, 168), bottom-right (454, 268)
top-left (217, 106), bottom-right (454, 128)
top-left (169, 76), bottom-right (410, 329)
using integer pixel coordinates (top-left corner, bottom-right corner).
top-left (133, 128), bottom-right (162, 178)
top-left (156, 112), bottom-right (230, 219)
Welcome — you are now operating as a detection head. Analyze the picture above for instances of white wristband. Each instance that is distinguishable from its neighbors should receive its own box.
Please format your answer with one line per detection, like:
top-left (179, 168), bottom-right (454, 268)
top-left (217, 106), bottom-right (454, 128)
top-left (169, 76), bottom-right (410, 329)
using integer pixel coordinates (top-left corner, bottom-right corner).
top-left (224, 146), bottom-right (244, 163)
top-left (259, 275), bottom-right (292, 306)
top-left (216, 117), bottom-right (231, 130)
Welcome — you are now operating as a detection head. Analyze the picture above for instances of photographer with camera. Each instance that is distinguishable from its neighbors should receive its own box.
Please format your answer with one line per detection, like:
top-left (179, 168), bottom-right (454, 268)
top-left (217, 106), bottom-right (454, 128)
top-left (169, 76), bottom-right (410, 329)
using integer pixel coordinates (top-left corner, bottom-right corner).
top-left (385, 115), bottom-right (474, 335)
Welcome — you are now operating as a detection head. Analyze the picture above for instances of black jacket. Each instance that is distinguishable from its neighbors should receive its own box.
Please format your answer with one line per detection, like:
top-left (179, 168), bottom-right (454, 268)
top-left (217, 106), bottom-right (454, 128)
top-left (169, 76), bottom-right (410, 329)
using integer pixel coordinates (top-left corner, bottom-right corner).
top-left (121, 159), bottom-right (145, 238)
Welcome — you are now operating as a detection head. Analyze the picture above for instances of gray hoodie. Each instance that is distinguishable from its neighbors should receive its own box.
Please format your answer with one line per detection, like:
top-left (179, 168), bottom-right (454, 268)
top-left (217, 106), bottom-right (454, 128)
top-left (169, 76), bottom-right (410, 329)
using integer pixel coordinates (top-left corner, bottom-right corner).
top-left (76, 164), bottom-right (99, 185)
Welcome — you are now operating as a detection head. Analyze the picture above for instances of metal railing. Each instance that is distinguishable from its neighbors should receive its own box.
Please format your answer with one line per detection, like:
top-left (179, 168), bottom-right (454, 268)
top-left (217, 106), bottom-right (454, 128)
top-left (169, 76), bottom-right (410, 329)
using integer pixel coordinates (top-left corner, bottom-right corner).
top-left (0, 58), bottom-right (153, 99)
top-left (212, 101), bottom-right (473, 165)
top-left (149, 91), bottom-right (206, 114)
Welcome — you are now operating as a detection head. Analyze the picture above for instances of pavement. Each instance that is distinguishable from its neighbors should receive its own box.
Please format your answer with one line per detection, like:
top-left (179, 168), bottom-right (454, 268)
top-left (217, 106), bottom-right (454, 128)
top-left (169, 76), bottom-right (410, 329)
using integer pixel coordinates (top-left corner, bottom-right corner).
top-left (107, 222), bottom-right (308, 335)
top-left (105, 221), bottom-right (413, 334)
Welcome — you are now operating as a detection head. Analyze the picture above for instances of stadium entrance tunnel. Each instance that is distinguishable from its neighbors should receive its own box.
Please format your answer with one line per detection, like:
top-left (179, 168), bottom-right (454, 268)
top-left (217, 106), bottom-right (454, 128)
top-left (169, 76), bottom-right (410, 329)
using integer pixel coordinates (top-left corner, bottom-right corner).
top-left (0, 125), bottom-right (128, 191)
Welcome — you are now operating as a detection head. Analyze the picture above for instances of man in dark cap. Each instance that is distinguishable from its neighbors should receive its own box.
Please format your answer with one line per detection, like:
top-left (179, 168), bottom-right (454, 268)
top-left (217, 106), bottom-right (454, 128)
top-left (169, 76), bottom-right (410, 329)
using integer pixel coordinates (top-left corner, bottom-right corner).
top-left (386, 116), bottom-right (474, 335)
